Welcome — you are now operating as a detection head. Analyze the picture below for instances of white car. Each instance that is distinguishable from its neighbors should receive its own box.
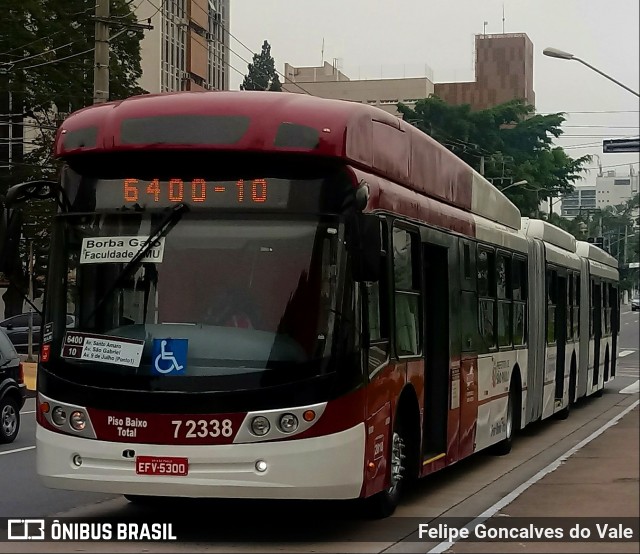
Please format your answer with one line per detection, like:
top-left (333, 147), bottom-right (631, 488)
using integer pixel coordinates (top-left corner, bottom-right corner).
top-left (632, 295), bottom-right (640, 312)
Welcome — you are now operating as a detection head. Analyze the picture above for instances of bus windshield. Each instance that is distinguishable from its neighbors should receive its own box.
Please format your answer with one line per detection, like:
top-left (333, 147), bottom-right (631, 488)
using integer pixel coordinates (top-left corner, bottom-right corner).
top-left (46, 213), bottom-right (343, 391)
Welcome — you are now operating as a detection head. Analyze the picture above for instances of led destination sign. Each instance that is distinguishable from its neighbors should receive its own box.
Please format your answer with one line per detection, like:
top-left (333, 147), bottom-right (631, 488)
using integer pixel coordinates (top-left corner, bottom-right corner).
top-left (117, 178), bottom-right (289, 208)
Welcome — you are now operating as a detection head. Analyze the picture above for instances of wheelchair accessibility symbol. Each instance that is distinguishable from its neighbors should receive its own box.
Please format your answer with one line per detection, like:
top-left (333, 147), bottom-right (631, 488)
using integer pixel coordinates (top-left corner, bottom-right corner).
top-left (152, 339), bottom-right (188, 375)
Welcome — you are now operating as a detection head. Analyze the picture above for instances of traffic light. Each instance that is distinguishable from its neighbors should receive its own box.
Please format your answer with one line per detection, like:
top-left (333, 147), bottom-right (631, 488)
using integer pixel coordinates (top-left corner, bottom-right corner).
top-left (587, 236), bottom-right (605, 249)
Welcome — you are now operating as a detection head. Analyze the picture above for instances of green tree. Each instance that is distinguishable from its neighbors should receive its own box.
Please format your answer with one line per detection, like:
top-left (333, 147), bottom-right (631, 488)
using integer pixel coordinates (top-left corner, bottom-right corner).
top-left (0, 0), bottom-right (145, 317)
top-left (398, 97), bottom-right (591, 216)
top-left (240, 40), bottom-right (282, 92)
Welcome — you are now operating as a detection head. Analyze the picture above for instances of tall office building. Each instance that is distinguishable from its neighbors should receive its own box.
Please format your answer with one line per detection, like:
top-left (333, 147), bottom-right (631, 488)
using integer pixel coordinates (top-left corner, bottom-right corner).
top-left (434, 33), bottom-right (535, 110)
top-left (138, 0), bottom-right (230, 94)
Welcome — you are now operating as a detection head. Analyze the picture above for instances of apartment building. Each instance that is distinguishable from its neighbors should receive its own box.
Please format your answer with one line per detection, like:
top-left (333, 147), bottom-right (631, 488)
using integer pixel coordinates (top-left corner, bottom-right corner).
top-left (138, 0), bottom-right (230, 93)
top-left (282, 62), bottom-right (434, 116)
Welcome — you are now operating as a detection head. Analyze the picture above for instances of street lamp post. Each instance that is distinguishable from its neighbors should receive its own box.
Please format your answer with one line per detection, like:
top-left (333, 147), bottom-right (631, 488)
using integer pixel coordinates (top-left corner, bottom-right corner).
top-left (498, 180), bottom-right (528, 193)
top-left (543, 47), bottom-right (640, 98)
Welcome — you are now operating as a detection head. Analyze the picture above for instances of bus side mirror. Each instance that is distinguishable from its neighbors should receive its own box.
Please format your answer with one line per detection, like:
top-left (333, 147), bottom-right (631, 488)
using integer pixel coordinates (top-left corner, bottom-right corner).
top-left (351, 214), bottom-right (382, 282)
top-left (4, 180), bottom-right (57, 207)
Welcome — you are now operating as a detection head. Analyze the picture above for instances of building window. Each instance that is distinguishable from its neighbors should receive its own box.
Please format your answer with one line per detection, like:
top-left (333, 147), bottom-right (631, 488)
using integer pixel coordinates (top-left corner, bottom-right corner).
top-left (161, 0), bottom-right (187, 92)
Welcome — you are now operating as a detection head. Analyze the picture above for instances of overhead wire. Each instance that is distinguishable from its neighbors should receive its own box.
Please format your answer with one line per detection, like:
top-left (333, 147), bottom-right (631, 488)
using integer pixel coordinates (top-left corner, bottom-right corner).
top-left (187, 0), bottom-right (313, 95)
top-left (0, 41), bottom-right (81, 68)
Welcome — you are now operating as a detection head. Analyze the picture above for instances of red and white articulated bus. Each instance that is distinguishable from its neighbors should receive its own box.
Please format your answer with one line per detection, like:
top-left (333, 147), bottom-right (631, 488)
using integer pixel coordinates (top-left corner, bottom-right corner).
top-left (9, 91), bottom-right (617, 516)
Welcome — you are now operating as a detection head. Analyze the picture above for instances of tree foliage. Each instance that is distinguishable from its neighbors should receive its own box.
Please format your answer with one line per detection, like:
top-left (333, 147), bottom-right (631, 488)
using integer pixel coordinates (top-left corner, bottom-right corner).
top-left (240, 40), bottom-right (282, 92)
top-left (1, 0), bottom-right (145, 316)
top-left (398, 96), bottom-right (591, 216)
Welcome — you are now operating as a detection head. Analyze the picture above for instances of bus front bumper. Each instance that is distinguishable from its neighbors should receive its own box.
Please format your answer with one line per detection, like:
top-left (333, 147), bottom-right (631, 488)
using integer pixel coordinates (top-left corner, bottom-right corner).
top-left (36, 423), bottom-right (365, 500)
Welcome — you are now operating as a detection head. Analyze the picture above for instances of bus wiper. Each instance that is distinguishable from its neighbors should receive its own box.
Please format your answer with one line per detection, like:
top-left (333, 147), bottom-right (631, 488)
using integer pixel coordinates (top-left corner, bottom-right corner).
top-left (82, 203), bottom-right (189, 326)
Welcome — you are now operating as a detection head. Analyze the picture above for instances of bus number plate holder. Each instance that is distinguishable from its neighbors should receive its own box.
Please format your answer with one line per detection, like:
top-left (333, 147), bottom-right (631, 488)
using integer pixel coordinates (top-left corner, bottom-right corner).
top-left (135, 456), bottom-right (189, 476)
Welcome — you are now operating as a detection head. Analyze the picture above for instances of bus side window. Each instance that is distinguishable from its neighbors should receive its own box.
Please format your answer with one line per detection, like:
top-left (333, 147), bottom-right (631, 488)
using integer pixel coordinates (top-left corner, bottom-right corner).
top-left (477, 246), bottom-right (496, 351)
top-left (512, 256), bottom-right (527, 346)
top-left (547, 269), bottom-right (558, 344)
top-left (392, 226), bottom-right (421, 357)
top-left (366, 219), bottom-right (389, 375)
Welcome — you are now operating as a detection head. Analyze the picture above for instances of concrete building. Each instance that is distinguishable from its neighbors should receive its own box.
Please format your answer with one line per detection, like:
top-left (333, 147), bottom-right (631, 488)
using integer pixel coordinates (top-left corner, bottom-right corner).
top-left (282, 32), bottom-right (535, 117)
top-left (138, 0), bottom-right (230, 93)
top-left (282, 62), bottom-right (434, 116)
top-left (434, 33), bottom-right (535, 110)
top-left (596, 169), bottom-right (639, 210)
top-left (561, 186), bottom-right (597, 219)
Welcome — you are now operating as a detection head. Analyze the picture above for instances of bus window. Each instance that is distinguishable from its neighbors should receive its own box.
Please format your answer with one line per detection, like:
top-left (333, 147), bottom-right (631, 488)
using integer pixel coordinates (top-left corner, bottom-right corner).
top-left (461, 291), bottom-right (478, 352)
top-left (547, 269), bottom-right (558, 344)
top-left (477, 247), bottom-right (496, 350)
top-left (512, 257), bottom-right (527, 346)
top-left (367, 220), bottom-right (389, 375)
top-left (497, 254), bottom-right (512, 347)
top-left (392, 227), bottom-right (421, 357)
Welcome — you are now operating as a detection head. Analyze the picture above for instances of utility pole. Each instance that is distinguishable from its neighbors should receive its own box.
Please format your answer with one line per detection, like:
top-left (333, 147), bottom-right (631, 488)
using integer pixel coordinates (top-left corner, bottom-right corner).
top-left (92, 4), bottom-right (154, 104)
top-left (93, 1), bottom-right (110, 104)
top-left (27, 240), bottom-right (34, 363)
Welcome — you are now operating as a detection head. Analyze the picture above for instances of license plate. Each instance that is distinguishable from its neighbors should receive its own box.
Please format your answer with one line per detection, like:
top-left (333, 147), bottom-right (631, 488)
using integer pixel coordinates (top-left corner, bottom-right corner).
top-left (135, 456), bottom-right (188, 476)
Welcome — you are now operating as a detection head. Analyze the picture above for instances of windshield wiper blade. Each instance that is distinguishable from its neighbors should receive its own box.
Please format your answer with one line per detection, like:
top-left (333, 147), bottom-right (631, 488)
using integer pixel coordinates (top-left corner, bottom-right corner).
top-left (82, 203), bottom-right (189, 326)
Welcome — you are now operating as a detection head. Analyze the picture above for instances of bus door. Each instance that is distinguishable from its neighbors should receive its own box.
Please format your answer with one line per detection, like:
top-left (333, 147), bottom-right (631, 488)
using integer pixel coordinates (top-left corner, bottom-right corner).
top-left (554, 273), bottom-right (568, 400)
top-left (422, 241), bottom-right (451, 462)
top-left (591, 279), bottom-right (602, 388)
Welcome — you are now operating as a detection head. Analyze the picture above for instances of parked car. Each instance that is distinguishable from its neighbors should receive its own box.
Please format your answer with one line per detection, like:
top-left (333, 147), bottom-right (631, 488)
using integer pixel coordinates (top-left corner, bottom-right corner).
top-left (632, 295), bottom-right (640, 312)
top-left (0, 313), bottom-right (75, 353)
top-left (0, 327), bottom-right (26, 443)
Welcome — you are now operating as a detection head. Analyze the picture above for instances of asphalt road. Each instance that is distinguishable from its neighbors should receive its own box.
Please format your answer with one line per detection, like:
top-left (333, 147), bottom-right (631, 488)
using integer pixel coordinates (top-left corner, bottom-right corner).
top-left (0, 307), bottom-right (637, 552)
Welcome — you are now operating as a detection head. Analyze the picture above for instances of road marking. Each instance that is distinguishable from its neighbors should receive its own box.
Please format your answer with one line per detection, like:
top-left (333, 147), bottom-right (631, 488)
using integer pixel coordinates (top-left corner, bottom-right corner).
top-left (619, 350), bottom-right (636, 357)
top-left (428, 399), bottom-right (640, 554)
top-left (0, 446), bottom-right (36, 457)
top-left (20, 410), bottom-right (36, 414)
top-left (621, 380), bottom-right (640, 395)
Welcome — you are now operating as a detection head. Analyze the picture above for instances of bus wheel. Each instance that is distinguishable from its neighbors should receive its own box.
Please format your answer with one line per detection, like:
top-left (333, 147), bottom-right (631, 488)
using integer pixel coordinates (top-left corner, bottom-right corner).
top-left (492, 381), bottom-right (519, 456)
top-left (364, 419), bottom-right (410, 518)
top-left (0, 396), bottom-right (20, 444)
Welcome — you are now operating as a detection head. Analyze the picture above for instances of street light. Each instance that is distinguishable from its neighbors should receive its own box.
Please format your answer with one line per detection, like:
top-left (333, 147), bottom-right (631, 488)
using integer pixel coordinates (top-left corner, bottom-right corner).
top-left (499, 180), bottom-right (528, 193)
top-left (543, 47), bottom-right (640, 98)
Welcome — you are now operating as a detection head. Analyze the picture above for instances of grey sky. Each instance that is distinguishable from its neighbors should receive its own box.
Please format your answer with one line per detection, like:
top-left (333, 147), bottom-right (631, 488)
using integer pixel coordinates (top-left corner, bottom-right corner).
top-left (229, 0), bottom-right (639, 188)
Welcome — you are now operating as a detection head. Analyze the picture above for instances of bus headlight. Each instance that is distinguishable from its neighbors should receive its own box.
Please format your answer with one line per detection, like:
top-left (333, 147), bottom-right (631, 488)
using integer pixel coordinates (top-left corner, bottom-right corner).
top-left (250, 416), bottom-right (270, 436)
top-left (70, 411), bottom-right (87, 431)
top-left (278, 413), bottom-right (299, 433)
top-left (52, 406), bottom-right (67, 426)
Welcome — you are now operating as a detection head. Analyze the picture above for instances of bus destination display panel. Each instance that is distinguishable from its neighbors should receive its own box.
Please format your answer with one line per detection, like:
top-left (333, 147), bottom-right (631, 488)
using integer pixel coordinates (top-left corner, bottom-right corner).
top-left (95, 177), bottom-right (292, 210)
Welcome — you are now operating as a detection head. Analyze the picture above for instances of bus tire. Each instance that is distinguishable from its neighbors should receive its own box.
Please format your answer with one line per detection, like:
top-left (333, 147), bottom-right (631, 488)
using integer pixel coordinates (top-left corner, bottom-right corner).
top-left (364, 411), bottom-right (415, 518)
top-left (491, 377), bottom-right (520, 456)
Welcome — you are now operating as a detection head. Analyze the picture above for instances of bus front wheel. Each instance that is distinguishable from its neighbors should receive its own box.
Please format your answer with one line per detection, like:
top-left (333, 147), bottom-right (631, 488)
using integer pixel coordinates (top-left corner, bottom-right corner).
top-left (364, 412), bottom-right (416, 518)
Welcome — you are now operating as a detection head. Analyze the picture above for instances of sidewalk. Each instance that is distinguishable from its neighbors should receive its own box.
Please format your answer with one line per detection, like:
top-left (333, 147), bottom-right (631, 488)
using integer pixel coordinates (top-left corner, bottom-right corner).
top-left (449, 404), bottom-right (640, 553)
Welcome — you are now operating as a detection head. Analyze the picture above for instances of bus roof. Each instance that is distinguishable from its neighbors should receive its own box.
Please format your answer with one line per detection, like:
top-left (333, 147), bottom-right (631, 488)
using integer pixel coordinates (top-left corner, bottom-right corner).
top-left (55, 91), bottom-right (521, 230)
top-left (576, 240), bottom-right (618, 268)
top-left (520, 217), bottom-right (577, 253)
